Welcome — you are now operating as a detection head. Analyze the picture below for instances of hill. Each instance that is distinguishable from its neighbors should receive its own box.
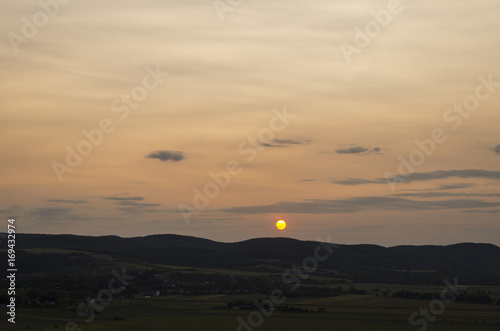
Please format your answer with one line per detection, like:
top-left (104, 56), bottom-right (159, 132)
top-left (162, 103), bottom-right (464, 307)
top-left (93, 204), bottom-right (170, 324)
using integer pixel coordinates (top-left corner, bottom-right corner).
top-left (7, 233), bottom-right (500, 284)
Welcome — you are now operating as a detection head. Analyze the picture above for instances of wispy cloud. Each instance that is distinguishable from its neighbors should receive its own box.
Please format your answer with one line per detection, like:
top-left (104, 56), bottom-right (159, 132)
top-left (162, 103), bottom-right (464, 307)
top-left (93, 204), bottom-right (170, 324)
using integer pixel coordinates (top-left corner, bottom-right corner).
top-left (47, 199), bottom-right (88, 204)
top-left (262, 139), bottom-right (310, 148)
top-left (28, 206), bottom-right (96, 223)
top-left (102, 195), bottom-right (162, 213)
top-left (0, 205), bottom-right (22, 214)
top-left (261, 143), bottom-right (287, 148)
top-left (392, 192), bottom-right (500, 198)
top-left (462, 209), bottom-right (500, 214)
top-left (336, 146), bottom-right (369, 154)
top-left (146, 151), bottom-right (185, 162)
top-left (494, 145), bottom-right (500, 154)
top-left (335, 146), bottom-right (381, 155)
top-left (31, 207), bottom-right (73, 218)
top-left (435, 183), bottom-right (475, 190)
top-left (386, 183), bottom-right (476, 195)
top-left (274, 139), bottom-right (308, 145)
top-left (115, 200), bottom-right (161, 207)
top-left (103, 196), bottom-right (145, 201)
top-left (117, 207), bottom-right (163, 213)
top-left (401, 170), bottom-right (500, 183)
top-left (333, 169), bottom-right (500, 186)
top-left (331, 178), bottom-right (381, 185)
top-left (217, 196), bottom-right (500, 214)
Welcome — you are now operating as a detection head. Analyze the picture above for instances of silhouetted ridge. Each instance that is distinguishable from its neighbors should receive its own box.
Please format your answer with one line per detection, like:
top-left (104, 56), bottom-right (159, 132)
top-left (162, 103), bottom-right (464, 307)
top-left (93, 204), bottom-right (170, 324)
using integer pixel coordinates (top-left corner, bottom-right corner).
top-left (13, 233), bottom-right (500, 284)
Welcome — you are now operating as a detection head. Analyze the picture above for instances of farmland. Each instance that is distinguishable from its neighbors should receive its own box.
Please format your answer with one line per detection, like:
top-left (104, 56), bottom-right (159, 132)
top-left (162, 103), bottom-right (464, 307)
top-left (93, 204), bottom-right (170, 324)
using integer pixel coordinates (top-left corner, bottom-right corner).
top-left (7, 291), bottom-right (500, 331)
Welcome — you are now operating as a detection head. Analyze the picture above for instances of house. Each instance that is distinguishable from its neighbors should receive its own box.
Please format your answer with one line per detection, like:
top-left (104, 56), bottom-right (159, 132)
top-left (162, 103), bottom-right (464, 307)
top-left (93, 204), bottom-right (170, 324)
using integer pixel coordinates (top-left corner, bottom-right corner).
top-left (135, 290), bottom-right (160, 298)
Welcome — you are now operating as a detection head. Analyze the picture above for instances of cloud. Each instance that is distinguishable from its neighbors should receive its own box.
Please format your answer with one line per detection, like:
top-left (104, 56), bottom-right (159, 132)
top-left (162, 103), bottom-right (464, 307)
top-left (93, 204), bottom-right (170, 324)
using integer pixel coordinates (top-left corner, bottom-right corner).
top-left (103, 195), bottom-right (161, 206)
top-left (392, 192), bottom-right (500, 198)
top-left (273, 139), bottom-right (308, 145)
top-left (29, 207), bottom-right (94, 223)
top-left (103, 196), bottom-right (144, 201)
top-left (262, 139), bottom-right (310, 148)
top-left (102, 195), bottom-right (162, 213)
top-left (115, 200), bottom-right (161, 207)
top-left (117, 207), bottom-right (163, 213)
top-left (217, 196), bottom-right (500, 215)
top-left (331, 178), bottom-right (380, 185)
top-left (47, 199), bottom-right (88, 204)
top-left (435, 183), bottom-right (475, 190)
top-left (334, 169), bottom-right (500, 186)
top-left (390, 183), bottom-right (477, 195)
top-left (261, 143), bottom-right (286, 148)
top-left (336, 146), bottom-right (369, 154)
top-left (494, 145), bottom-right (500, 154)
top-left (397, 169), bottom-right (500, 183)
top-left (0, 205), bottom-right (22, 214)
top-left (30, 207), bottom-right (73, 218)
top-left (462, 209), bottom-right (500, 214)
top-left (335, 146), bottom-right (381, 154)
top-left (146, 151), bottom-right (185, 162)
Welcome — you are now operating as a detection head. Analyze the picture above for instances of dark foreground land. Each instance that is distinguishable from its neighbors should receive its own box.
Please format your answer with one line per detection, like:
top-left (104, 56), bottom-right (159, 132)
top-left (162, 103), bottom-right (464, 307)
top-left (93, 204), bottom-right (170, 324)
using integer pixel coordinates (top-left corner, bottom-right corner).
top-left (6, 291), bottom-right (500, 331)
top-left (1, 234), bottom-right (500, 330)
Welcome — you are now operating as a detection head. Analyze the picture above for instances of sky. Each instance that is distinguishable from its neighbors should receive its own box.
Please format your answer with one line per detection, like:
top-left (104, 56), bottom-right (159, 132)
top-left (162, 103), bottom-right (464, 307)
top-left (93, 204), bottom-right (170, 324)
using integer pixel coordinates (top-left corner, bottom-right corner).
top-left (1, 0), bottom-right (500, 246)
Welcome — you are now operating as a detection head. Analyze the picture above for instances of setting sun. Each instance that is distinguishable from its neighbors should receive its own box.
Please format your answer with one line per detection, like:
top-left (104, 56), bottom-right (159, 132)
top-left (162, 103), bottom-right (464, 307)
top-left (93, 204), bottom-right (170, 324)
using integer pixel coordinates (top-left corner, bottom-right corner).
top-left (276, 220), bottom-right (286, 230)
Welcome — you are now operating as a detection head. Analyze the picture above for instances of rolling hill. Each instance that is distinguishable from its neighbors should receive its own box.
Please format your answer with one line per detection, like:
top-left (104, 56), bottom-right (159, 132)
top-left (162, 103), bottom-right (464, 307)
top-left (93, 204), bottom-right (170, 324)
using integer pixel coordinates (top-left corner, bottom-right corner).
top-left (9, 233), bottom-right (500, 284)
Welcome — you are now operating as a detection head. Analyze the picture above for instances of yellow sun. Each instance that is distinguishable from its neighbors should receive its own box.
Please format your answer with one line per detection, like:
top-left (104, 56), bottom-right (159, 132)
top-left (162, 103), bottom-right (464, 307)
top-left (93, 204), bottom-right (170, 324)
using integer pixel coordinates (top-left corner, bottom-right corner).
top-left (276, 220), bottom-right (286, 230)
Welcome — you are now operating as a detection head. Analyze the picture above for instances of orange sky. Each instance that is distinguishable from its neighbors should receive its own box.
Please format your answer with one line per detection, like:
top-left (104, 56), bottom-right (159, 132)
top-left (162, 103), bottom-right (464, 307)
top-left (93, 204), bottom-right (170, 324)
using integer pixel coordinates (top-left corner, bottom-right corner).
top-left (1, 0), bottom-right (500, 245)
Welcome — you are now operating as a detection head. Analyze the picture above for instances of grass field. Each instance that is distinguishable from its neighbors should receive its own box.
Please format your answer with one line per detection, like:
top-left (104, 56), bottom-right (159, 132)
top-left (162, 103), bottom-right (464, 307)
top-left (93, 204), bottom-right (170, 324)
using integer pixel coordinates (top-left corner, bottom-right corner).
top-left (3, 291), bottom-right (500, 331)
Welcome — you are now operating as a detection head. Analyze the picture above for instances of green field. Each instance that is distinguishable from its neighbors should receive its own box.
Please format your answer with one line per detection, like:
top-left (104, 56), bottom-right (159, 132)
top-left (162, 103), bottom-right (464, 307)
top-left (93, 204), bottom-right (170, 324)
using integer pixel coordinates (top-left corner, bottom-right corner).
top-left (3, 291), bottom-right (500, 331)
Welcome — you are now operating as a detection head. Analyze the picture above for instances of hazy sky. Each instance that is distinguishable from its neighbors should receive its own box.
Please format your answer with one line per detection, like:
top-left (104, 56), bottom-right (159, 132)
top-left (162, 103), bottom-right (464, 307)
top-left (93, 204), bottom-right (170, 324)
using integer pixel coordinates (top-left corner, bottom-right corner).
top-left (1, 0), bottom-right (500, 246)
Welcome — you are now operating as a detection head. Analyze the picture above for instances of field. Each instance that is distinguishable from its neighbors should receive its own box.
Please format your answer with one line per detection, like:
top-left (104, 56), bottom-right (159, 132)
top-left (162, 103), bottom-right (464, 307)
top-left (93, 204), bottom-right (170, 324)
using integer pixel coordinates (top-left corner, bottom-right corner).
top-left (4, 290), bottom-right (500, 331)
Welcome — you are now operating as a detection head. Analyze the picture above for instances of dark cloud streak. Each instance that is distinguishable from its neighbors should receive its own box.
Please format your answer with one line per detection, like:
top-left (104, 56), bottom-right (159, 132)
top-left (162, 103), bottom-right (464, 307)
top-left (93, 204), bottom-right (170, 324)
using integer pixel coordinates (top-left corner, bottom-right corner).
top-left (47, 199), bottom-right (88, 204)
top-left (146, 151), bottom-right (185, 162)
top-left (273, 139), bottom-right (307, 145)
top-left (333, 169), bottom-right (500, 186)
top-left (262, 139), bottom-right (310, 148)
top-left (103, 196), bottom-right (144, 201)
top-left (335, 146), bottom-right (381, 155)
top-left (336, 146), bottom-right (369, 154)
top-left (217, 196), bottom-right (500, 215)
top-left (494, 145), bottom-right (500, 154)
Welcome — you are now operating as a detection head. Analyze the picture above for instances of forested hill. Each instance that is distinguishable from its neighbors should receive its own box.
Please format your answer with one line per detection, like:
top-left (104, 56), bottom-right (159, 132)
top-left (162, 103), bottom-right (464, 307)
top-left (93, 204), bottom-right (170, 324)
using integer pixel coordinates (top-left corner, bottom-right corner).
top-left (12, 233), bottom-right (500, 284)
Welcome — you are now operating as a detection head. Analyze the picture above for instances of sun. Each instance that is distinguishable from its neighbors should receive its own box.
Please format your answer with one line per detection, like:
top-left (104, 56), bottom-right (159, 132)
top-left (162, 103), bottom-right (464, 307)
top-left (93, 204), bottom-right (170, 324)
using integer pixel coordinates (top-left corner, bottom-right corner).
top-left (276, 220), bottom-right (286, 230)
